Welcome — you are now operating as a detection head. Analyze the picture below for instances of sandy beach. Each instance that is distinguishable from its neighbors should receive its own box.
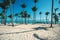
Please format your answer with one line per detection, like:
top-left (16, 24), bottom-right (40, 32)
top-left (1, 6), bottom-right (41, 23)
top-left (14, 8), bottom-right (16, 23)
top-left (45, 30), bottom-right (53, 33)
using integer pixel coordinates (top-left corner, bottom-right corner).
top-left (0, 24), bottom-right (60, 40)
top-left (0, 0), bottom-right (60, 40)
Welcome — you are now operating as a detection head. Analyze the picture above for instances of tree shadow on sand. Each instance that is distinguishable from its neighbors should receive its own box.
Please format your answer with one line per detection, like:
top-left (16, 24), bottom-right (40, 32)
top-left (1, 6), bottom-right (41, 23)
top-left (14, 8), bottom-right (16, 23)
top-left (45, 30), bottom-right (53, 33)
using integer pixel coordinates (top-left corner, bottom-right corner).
top-left (32, 27), bottom-right (48, 30)
top-left (33, 34), bottom-right (48, 40)
top-left (0, 27), bottom-right (48, 35)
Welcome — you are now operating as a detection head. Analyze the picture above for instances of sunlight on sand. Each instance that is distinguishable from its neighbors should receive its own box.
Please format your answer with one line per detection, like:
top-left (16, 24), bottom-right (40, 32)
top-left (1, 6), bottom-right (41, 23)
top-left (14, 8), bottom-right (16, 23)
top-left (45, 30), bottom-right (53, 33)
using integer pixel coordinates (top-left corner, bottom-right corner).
top-left (0, 24), bottom-right (60, 40)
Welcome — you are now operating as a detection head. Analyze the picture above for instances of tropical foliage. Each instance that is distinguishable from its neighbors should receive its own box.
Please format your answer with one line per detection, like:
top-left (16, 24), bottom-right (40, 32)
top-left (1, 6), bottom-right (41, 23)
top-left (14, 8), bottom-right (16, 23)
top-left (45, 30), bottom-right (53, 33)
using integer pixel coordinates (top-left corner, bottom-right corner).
top-left (0, 0), bottom-right (60, 27)
top-left (45, 12), bottom-right (49, 24)
top-left (39, 12), bottom-right (42, 23)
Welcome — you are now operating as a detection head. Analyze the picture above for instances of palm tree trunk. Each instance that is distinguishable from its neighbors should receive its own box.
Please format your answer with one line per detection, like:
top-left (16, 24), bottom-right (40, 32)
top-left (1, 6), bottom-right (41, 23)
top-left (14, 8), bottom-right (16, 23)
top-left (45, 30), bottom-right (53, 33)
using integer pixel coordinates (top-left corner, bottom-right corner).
top-left (59, 15), bottom-right (60, 23)
top-left (46, 15), bottom-right (48, 24)
top-left (25, 18), bottom-right (26, 24)
top-left (22, 17), bottom-right (24, 24)
top-left (10, 0), bottom-right (14, 26)
top-left (46, 16), bottom-right (47, 24)
top-left (19, 17), bottom-right (20, 24)
top-left (40, 15), bottom-right (41, 23)
top-left (0, 17), bottom-right (2, 24)
top-left (35, 3), bottom-right (36, 24)
top-left (28, 18), bottom-right (29, 23)
top-left (50, 0), bottom-right (54, 27)
top-left (33, 2), bottom-right (36, 24)
top-left (55, 11), bottom-right (56, 24)
top-left (22, 9), bottom-right (24, 24)
top-left (3, 9), bottom-right (6, 25)
top-left (33, 12), bottom-right (36, 24)
top-left (16, 17), bottom-right (17, 23)
top-left (5, 9), bottom-right (7, 25)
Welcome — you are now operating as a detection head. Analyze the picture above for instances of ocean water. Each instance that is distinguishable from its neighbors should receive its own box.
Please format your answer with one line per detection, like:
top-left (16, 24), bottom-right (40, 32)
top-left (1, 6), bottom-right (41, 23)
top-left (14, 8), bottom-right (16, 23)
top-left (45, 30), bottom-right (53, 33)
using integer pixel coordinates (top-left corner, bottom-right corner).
top-left (0, 19), bottom-right (60, 24)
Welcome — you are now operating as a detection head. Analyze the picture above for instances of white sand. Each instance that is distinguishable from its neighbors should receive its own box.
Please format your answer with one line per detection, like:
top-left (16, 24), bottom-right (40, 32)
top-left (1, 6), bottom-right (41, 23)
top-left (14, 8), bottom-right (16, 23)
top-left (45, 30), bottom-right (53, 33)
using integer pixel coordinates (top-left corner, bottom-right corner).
top-left (0, 24), bottom-right (60, 40)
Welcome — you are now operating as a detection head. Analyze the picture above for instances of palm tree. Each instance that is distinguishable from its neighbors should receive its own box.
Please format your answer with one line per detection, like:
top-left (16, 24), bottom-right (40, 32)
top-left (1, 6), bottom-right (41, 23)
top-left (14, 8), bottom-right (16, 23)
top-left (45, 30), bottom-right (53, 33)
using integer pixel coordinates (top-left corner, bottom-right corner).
top-left (0, 1), bottom-right (8, 25)
top-left (27, 14), bottom-right (30, 23)
top-left (45, 12), bottom-right (49, 24)
top-left (20, 11), bottom-right (24, 24)
top-left (0, 12), bottom-right (5, 24)
top-left (52, 13), bottom-right (55, 23)
top-left (20, 11), bottom-right (28, 24)
top-left (0, 13), bottom-right (2, 24)
top-left (32, 0), bottom-right (38, 24)
top-left (21, 3), bottom-right (26, 24)
top-left (8, 14), bottom-right (12, 19)
top-left (0, 0), bottom-right (15, 25)
top-left (23, 11), bottom-right (28, 24)
top-left (9, 0), bottom-right (15, 26)
top-left (39, 12), bottom-right (42, 23)
top-left (18, 15), bottom-right (21, 23)
top-left (32, 6), bottom-right (37, 24)
top-left (54, 8), bottom-right (59, 13)
top-left (52, 13), bottom-right (55, 15)
top-left (0, 13), bottom-right (2, 17)
top-left (33, 0), bottom-right (38, 5)
top-left (21, 3), bottom-right (26, 11)
top-left (8, 14), bottom-right (14, 26)
top-left (54, 8), bottom-right (59, 24)
top-left (50, 0), bottom-right (54, 27)
top-left (58, 13), bottom-right (60, 16)
top-left (58, 13), bottom-right (60, 22)
top-left (54, 14), bottom-right (58, 24)
top-left (59, 0), bottom-right (60, 3)
top-left (11, 0), bottom-right (15, 17)
top-left (15, 13), bottom-right (18, 23)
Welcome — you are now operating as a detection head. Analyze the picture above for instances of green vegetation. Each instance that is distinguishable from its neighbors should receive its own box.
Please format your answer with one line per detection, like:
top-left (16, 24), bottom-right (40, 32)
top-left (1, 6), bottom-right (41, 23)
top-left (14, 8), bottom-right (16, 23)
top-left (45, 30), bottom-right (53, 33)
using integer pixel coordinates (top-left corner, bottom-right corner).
top-left (0, 0), bottom-right (60, 27)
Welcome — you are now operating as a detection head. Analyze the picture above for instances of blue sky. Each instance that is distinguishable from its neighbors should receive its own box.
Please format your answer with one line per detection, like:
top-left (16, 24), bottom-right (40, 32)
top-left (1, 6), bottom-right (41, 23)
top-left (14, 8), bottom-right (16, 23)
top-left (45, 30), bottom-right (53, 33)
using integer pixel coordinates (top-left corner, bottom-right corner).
top-left (0, 0), bottom-right (60, 21)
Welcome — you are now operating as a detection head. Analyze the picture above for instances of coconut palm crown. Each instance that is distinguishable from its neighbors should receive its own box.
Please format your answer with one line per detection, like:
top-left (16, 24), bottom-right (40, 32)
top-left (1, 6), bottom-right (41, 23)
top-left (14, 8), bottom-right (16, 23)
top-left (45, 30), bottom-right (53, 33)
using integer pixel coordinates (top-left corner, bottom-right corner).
top-left (33, 0), bottom-right (38, 3)
top-left (45, 12), bottom-right (49, 15)
top-left (21, 3), bottom-right (26, 8)
top-left (32, 6), bottom-right (37, 12)
top-left (39, 12), bottom-right (42, 15)
top-left (58, 13), bottom-right (60, 16)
